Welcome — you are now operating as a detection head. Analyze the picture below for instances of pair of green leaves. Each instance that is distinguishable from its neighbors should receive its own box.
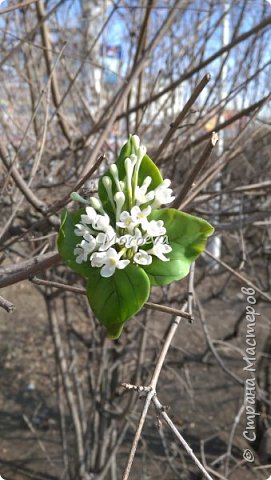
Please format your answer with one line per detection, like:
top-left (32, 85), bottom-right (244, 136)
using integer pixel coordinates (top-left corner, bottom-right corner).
top-left (57, 136), bottom-right (214, 339)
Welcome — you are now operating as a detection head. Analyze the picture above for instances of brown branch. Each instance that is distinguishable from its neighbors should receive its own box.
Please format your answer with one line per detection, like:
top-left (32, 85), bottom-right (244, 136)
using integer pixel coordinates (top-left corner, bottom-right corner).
top-left (144, 301), bottom-right (192, 321)
top-left (205, 250), bottom-right (271, 303)
top-left (36, 0), bottom-right (72, 143)
top-left (152, 395), bottom-right (214, 480)
top-left (0, 0), bottom-right (38, 15)
top-left (0, 0), bottom-right (64, 69)
top-left (30, 277), bottom-right (193, 321)
top-left (0, 251), bottom-right (61, 288)
top-left (171, 131), bottom-right (218, 209)
top-left (181, 93), bottom-right (270, 154)
top-left (126, 0), bottom-right (154, 133)
top-left (155, 73), bottom-right (211, 161)
top-left (0, 295), bottom-right (15, 313)
top-left (122, 303), bottom-right (189, 480)
top-left (118, 14), bottom-right (271, 119)
top-left (81, 0), bottom-right (187, 177)
top-left (0, 144), bottom-right (46, 213)
top-left (179, 92), bottom-right (271, 209)
top-left (46, 154), bottom-right (106, 215)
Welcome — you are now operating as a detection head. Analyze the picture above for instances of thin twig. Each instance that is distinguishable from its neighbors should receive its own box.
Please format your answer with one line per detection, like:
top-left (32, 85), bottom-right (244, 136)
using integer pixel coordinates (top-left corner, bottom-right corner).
top-left (172, 131), bottom-right (218, 209)
top-left (81, 0), bottom-right (186, 177)
top-left (152, 395), bottom-right (214, 480)
top-left (22, 414), bottom-right (55, 467)
top-left (0, 295), bottom-right (15, 313)
top-left (196, 295), bottom-right (243, 385)
top-left (205, 250), bottom-right (271, 303)
top-left (30, 276), bottom-right (193, 321)
top-left (188, 262), bottom-right (195, 316)
top-left (0, 0), bottom-right (38, 15)
top-left (0, 251), bottom-right (61, 288)
top-left (155, 73), bottom-right (211, 161)
top-left (121, 303), bottom-right (188, 480)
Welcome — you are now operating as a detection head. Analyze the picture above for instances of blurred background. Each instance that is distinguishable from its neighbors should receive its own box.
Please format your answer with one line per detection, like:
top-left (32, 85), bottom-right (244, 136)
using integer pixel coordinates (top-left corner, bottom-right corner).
top-left (0, 1), bottom-right (270, 479)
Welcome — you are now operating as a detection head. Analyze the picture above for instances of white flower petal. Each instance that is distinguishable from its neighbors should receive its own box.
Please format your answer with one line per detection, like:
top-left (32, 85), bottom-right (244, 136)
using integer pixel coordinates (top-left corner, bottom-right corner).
top-left (74, 224), bottom-right (85, 236)
top-left (91, 252), bottom-right (107, 267)
top-left (152, 179), bottom-right (175, 208)
top-left (94, 214), bottom-right (110, 231)
top-left (100, 264), bottom-right (115, 277)
top-left (148, 242), bottom-right (171, 262)
top-left (117, 211), bottom-right (137, 229)
top-left (134, 250), bottom-right (152, 265)
top-left (117, 260), bottom-right (130, 270)
top-left (80, 214), bottom-right (93, 224)
top-left (106, 247), bottom-right (119, 260)
top-left (145, 219), bottom-right (166, 237)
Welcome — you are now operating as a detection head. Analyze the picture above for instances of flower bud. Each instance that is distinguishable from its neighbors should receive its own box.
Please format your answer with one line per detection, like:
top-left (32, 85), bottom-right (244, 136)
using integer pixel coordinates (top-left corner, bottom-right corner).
top-left (102, 176), bottom-right (112, 189)
top-left (70, 192), bottom-right (89, 204)
top-left (114, 191), bottom-right (125, 208)
top-left (131, 134), bottom-right (140, 150)
top-left (138, 145), bottom-right (146, 160)
top-left (89, 196), bottom-right (103, 212)
top-left (110, 164), bottom-right (118, 176)
top-left (143, 176), bottom-right (152, 188)
top-left (130, 154), bottom-right (137, 168)
top-left (114, 192), bottom-right (125, 222)
top-left (102, 176), bottom-right (115, 209)
top-left (110, 164), bottom-right (122, 191)
top-left (125, 157), bottom-right (132, 177)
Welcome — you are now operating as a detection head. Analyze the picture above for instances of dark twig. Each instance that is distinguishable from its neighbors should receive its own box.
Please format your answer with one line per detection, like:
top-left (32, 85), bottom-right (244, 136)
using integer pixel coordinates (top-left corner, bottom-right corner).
top-left (30, 277), bottom-right (193, 321)
top-left (171, 131), bottom-right (218, 209)
top-left (0, 251), bottom-right (61, 288)
top-left (0, 0), bottom-right (38, 15)
top-left (205, 250), bottom-right (271, 303)
top-left (155, 73), bottom-right (211, 161)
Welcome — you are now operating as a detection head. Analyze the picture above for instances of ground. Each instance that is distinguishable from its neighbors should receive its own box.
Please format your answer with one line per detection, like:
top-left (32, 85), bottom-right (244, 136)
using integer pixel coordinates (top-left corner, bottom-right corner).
top-left (0, 262), bottom-right (270, 479)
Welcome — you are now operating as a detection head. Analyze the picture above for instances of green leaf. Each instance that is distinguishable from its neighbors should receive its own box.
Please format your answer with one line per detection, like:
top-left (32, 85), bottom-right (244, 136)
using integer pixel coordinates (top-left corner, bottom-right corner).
top-left (86, 265), bottom-right (150, 339)
top-left (143, 209), bottom-right (214, 286)
top-left (57, 209), bottom-right (93, 278)
top-left (98, 135), bottom-right (163, 216)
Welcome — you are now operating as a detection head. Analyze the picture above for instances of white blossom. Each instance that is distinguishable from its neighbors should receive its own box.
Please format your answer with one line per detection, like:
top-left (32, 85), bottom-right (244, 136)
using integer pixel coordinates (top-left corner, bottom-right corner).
top-left (93, 213), bottom-right (111, 232)
top-left (93, 248), bottom-right (130, 278)
top-left (117, 234), bottom-right (133, 247)
top-left (89, 197), bottom-right (104, 214)
top-left (70, 192), bottom-right (89, 205)
top-left (117, 211), bottom-right (137, 230)
top-left (80, 206), bottom-right (97, 225)
top-left (152, 179), bottom-right (175, 208)
top-left (147, 241), bottom-right (172, 262)
top-left (74, 237), bottom-right (96, 263)
top-left (74, 223), bottom-right (94, 241)
top-left (74, 245), bottom-right (87, 264)
top-left (134, 250), bottom-right (152, 265)
top-left (135, 176), bottom-right (155, 205)
top-left (145, 219), bottom-right (166, 237)
top-left (102, 176), bottom-right (115, 210)
top-left (130, 205), bottom-right (151, 230)
top-left (118, 228), bottom-right (146, 249)
top-left (110, 164), bottom-right (122, 191)
top-left (72, 136), bottom-right (175, 278)
top-left (96, 230), bottom-right (116, 251)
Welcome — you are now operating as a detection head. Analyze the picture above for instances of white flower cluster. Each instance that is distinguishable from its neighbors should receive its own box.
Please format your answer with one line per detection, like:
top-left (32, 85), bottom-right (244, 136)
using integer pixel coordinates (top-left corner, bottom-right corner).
top-left (73, 135), bottom-right (175, 278)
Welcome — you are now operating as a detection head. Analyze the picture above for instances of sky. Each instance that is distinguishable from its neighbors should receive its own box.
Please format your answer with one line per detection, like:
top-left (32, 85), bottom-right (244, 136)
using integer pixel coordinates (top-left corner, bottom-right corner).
top-left (0, 0), bottom-right (270, 114)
